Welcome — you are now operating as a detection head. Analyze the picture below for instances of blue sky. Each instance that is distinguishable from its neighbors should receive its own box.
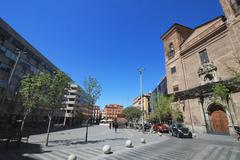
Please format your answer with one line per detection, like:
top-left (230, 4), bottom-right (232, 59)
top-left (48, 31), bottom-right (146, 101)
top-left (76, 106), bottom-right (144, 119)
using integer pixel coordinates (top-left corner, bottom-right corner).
top-left (1, 0), bottom-right (223, 108)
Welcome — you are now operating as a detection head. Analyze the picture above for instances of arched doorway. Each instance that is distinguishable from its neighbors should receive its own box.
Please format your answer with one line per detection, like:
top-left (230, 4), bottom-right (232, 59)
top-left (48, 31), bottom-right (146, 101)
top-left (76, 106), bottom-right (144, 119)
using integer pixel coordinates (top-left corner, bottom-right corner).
top-left (208, 104), bottom-right (229, 135)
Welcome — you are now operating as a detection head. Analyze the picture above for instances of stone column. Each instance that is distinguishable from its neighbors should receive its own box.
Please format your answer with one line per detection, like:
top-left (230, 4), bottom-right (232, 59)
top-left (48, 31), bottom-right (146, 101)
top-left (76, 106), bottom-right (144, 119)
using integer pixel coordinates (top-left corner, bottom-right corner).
top-left (199, 97), bottom-right (209, 133)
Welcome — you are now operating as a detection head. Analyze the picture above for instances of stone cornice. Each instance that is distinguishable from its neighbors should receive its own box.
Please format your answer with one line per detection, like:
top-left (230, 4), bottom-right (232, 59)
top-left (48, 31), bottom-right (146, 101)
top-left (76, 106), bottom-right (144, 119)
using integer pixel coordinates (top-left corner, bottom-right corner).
top-left (180, 20), bottom-right (227, 56)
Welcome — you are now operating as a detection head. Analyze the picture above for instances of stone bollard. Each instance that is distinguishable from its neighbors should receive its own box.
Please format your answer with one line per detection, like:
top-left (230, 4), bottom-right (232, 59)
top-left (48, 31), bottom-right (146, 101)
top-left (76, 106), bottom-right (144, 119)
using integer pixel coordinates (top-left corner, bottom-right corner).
top-left (193, 133), bottom-right (196, 137)
top-left (102, 145), bottom-right (111, 154)
top-left (68, 154), bottom-right (77, 160)
top-left (125, 140), bottom-right (133, 148)
top-left (157, 132), bottom-right (163, 136)
top-left (140, 138), bottom-right (146, 144)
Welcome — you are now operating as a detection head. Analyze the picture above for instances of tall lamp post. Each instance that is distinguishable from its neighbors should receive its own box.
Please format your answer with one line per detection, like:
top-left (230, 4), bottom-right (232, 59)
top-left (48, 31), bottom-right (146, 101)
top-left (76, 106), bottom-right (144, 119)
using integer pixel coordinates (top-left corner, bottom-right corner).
top-left (0, 48), bottom-right (26, 105)
top-left (137, 67), bottom-right (144, 133)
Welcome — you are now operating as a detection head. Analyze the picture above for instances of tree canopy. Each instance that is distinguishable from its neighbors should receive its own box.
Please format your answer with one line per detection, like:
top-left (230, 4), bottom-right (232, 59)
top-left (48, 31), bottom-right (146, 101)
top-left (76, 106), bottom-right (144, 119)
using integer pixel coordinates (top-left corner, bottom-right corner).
top-left (20, 74), bottom-right (42, 111)
top-left (83, 76), bottom-right (102, 105)
top-left (152, 94), bottom-right (173, 122)
top-left (122, 107), bottom-right (142, 122)
top-left (213, 83), bottom-right (230, 101)
top-left (151, 93), bottom-right (182, 123)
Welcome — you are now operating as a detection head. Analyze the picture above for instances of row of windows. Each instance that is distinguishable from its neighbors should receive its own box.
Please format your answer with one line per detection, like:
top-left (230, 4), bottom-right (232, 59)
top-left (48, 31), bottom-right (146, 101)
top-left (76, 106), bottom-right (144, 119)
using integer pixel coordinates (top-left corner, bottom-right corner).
top-left (0, 27), bottom-right (54, 74)
top-left (0, 79), bottom-right (7, 88)
top-left (169, 49), bottom-right (209, 75)
top-left (169, 49), bottom-right (209, 93)
top-left (0, 61), bottom-right (11, 73)
top-left (167, 41), bottom-right (210, 65)
top-left (0, 44), bottom-right (18, 61)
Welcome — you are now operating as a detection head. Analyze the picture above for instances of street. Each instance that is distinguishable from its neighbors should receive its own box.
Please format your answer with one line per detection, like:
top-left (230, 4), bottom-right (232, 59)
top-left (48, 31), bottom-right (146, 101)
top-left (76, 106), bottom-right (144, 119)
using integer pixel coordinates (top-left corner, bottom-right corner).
top-left (0, 125), bottom-right (239, 160)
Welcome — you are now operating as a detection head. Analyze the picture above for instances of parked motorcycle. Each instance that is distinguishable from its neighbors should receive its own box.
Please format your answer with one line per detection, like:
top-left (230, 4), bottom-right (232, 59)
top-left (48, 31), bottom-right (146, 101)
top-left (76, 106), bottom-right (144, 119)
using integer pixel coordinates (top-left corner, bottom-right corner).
top-left (234, 126), bottom-right (240, 141)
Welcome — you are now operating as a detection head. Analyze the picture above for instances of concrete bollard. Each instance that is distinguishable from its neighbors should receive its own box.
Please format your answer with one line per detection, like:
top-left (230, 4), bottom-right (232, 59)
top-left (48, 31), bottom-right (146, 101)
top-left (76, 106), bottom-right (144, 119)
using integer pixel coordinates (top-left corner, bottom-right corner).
top-left (140, 138), bottom-right (146, 144)
top-left (157, 132), bottom-right (163, 136)
top-left (68, 154), bottom-right (77, 160)
top-left (102, 145), bottom-right (111, 154)
top-left (193, 133), bottom-right (196, 137)
top-left (125, 140), bottom-right (133, 148)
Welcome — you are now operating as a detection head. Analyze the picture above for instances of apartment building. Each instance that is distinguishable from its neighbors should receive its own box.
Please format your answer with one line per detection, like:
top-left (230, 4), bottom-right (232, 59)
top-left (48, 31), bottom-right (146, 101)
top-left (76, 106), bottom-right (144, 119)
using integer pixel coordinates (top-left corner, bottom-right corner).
top-left (152, 77), bottom-right (168, 96)
top-left (0, 18), bottom-right (60, 123)
top-left (103, 104), bottom-right (123, 121)
top-left (91, 105), bottom-right (101, 123)
top-left (63, 84), bottom-right (89, 126)
top-left (132, 93), bottom-right (152, 120)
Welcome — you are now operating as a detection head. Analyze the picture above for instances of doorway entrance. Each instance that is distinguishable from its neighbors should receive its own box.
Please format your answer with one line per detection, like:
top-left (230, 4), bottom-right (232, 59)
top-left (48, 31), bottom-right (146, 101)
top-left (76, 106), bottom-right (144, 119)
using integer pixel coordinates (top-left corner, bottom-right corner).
top-left (208, 104), bottom-right (229, 134)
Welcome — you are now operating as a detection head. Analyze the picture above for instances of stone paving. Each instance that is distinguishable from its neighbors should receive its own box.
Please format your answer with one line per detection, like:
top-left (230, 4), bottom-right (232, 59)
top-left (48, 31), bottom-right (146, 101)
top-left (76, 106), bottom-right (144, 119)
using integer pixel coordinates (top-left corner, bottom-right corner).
top-left (0, 125), bottom-right (240, 160)
top-left (28, 125), bottom-right (167, 150)
top-left (96, 139), bottom-right (240, 160)
top-left (0, 125), bottom-right (168, 160)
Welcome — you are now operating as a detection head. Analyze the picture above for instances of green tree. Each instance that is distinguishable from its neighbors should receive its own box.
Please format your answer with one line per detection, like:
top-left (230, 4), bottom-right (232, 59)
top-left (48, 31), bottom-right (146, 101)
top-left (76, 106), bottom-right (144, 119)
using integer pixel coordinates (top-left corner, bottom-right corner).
top-left (122, 107), bottom-right (142, 125)
top-left (226, 54), bottom-right (240, 80)
top-left (83, 76), bottom-right (102, 143)
top-left (172, 108), bottom-right (183, 122)
top-left (147, 114), bottom-right (159, 124)
top-left (152, 94), bottom-right (175, 123)
top-left (19, 74), bottom-right (43, 136)
top-left (212, 83), bottom-right (230, 102)
top-left (41, 71), bottom-right (71, 146)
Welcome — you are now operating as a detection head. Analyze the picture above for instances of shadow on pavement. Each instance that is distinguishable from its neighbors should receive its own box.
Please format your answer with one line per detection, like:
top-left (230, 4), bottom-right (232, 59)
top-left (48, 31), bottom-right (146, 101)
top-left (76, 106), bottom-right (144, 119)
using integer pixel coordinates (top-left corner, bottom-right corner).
top-left (0, 142), bottom-right (49, 160)
top-left (48, 137), bottom-right (128, 146)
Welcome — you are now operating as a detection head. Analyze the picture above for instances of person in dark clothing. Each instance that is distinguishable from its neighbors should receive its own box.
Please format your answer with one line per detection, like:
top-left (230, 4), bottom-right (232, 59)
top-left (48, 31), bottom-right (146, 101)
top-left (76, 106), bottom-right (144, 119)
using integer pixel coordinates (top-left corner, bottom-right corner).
top-left (125, 122), bottom-right (128, 128)
top-left (113, 120), bottom-right (118, 133)
top-left (109, 122), bottom-right (112, 130)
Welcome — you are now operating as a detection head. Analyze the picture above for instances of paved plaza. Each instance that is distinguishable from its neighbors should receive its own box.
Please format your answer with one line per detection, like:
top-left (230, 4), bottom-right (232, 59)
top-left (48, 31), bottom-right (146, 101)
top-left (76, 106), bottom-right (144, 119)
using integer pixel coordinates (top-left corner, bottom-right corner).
top-left (0, 125), bottom-right (239, 160)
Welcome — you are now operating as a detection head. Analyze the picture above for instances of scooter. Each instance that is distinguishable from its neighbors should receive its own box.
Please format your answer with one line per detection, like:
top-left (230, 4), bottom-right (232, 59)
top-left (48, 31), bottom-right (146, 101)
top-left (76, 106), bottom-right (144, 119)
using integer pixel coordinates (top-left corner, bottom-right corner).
top-left (234, 126), bottom-right (240, 141)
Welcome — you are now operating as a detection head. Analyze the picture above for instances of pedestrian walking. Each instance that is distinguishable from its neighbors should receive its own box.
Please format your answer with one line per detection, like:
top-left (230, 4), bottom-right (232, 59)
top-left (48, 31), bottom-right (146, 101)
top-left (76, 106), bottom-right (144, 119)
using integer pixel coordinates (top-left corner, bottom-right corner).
top-left (109, 122), bottom-right (112, 130)
top-left (113, 120), bottom-right (118, 133)
top-left (125, 122), bottom-right (128, 128)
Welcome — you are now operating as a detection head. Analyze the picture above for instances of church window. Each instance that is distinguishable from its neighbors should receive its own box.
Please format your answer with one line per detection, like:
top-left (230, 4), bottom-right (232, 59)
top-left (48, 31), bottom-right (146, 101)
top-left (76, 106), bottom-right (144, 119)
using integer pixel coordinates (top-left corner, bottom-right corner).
top-left (199, 49), bottom-right (209, 65)
top-left (173, 85), bottom-right (179, 92)
top-left (171, 66), bottom-right (176, 74)
top-left (167, 42), bottom-right (175, 59)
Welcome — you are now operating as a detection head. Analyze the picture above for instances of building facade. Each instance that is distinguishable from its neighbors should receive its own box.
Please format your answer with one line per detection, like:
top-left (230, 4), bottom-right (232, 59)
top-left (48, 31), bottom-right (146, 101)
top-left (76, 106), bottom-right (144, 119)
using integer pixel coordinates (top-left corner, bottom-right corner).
top-left (161, 0), bottom-right (240, 134)
top-left (150, 77), bottom-right (168, 114)
top-left (91, 105), bottom-right (101, 123)
top-left (102, 104), bottom-right (123, 121)
top-left (152, 77), bottom-right (168, 96)
top-left (0, 18), bottom-right (90, 127)
top-left (132, 93), bottom-right (152, 120)
top-left (0, 18), bottom-right (60, 123)
top-left (63, 84), bottom-right (90, 126)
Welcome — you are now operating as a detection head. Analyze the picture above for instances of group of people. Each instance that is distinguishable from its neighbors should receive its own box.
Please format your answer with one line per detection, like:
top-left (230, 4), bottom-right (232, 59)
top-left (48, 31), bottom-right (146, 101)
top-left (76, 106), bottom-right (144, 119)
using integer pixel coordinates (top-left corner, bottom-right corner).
top-left (109, 120), bottom-right (119, 133)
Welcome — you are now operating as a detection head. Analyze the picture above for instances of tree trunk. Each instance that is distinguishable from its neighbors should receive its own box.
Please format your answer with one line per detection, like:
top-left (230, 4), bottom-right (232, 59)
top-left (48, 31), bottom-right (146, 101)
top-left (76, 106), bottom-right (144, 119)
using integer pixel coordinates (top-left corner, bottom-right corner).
top-left (20, 111), bottom-right (28, 133)
top-left (85, 118), bottom-right (90, 143)
top-left (18, 110), bottom-right (29, 145)
top-left (45, 114), bottom-right (52, 147)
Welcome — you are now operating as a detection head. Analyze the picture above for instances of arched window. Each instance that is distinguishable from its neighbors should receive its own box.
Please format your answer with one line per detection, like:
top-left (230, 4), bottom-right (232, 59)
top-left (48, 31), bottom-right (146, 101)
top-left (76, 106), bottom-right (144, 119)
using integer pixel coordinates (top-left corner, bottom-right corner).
top-left (167, 42), bottom-right (175, 59)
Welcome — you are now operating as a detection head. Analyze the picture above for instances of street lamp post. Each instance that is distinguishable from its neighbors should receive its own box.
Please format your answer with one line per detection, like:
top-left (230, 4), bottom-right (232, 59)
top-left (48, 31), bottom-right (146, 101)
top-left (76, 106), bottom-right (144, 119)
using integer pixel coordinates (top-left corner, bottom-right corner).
top-left (137, 67), bottom-right (144, 133)
top-left (0, 48), bottom-right (26, 105)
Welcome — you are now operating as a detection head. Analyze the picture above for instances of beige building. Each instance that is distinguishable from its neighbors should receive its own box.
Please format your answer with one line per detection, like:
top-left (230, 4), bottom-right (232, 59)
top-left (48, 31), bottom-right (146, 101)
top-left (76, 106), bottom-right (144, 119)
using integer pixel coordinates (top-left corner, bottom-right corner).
top-left (63, 84), bottom-right (89, 126)
top-left (133, 93), bottom-right (152, 120)
top-left (91, 105), bottom-right (101, 123)
top-left (161, 0), bottom-right (240, 135)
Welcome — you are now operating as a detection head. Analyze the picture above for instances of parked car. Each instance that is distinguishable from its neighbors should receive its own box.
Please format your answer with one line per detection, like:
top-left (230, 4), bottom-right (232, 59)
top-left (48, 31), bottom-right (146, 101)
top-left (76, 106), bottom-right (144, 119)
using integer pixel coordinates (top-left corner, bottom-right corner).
top-left (153, 123), bottom-right (169, 133)
top-left (169, 123), bottom-right (192, 138)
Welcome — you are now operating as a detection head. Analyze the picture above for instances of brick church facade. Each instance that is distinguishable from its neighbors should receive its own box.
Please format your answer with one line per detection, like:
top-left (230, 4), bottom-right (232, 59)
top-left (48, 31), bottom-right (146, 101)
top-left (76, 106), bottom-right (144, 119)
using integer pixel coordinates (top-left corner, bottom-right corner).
top-left (161, 0), bottom-right (240, 134)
